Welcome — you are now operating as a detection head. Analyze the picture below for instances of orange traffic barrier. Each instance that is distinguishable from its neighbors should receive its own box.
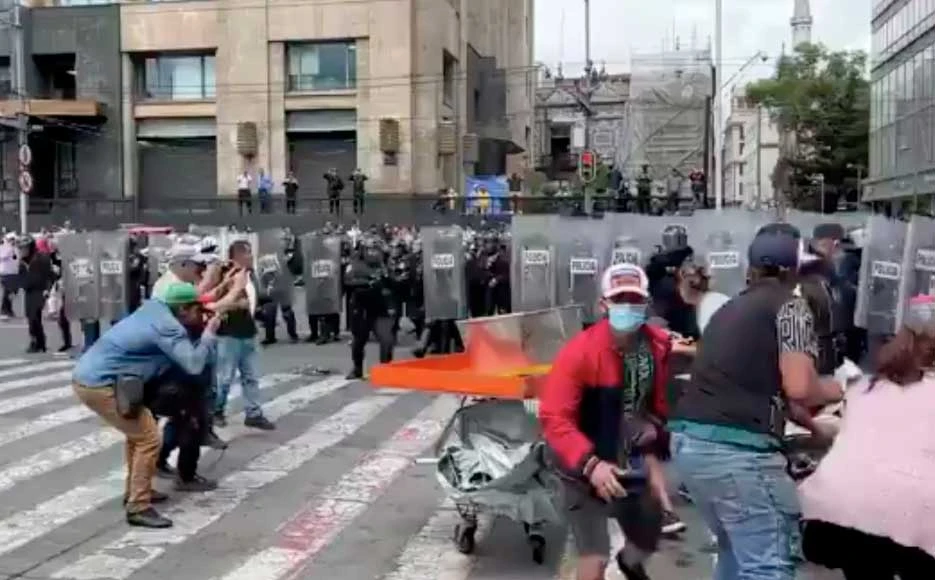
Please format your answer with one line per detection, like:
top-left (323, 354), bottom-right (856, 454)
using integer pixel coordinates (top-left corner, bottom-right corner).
top-left (370, 306), bottom-right (582, 399)
top-left (368, 353), bottom-right (550, 399)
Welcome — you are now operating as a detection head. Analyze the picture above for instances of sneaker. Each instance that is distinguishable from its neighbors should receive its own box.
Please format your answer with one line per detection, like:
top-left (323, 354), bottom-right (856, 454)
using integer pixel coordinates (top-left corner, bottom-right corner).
top-left (244, 415), bottom-right (275, 431)
top-left (56, 345), bottom-right (72, 355)
top-left (661, 510), bottom-right (686, 534)
top-left (345, 369), bottom-right (364, 380)
top-left (156, 463), bottom-right (177, 479)
top-left (123, 490), bottom-right (168, 506)
top-left (201, 429), bottom-right (228, 450)
top-left (615, 552), bottom-right (651, 580)
top-left (212, 411), bottom-right (227, 428)
top-left (174, 474), bottom-right (218, 492)
top-left (126, 507), bottom-right (173, 528)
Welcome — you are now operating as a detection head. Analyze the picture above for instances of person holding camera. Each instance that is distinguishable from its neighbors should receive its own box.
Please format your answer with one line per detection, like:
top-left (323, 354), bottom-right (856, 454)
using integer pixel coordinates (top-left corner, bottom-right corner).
top-left (539, 263), bottom-right (674, 580)
top-left (71, 282), bottom-right (219, 529)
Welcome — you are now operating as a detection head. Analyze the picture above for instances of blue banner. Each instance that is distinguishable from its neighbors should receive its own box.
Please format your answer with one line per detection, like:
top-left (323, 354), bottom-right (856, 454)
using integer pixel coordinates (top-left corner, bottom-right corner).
top-left (464, 175), bottom-right (509, 214)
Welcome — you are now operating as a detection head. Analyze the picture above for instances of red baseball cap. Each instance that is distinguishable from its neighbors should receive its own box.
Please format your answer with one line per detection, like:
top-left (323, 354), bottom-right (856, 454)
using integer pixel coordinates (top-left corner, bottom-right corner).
top-left (600, 263), bottom-right (649, 300)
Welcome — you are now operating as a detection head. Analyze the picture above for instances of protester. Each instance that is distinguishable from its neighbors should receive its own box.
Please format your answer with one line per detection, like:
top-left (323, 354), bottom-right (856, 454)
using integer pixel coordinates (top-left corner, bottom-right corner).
top-left (213, 240), bottom-right (275, 430)
top-left (18, 235), bottom-right (54, 353)
top-left (0, 232), bottom-right (19, 318)
top-left (540, 263), bottom-right (673, 580)
top-left (72, 282), bottom-right (219, 528)
top-left (670, 225), bottom-right (845, 580)
top-left (800, 294), bottom-right (935, 578)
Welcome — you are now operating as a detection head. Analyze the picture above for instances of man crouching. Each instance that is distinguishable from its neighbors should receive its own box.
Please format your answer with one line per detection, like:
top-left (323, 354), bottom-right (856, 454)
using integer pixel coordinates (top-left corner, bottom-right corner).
top-left (72, 282), bottom-right (219, 528)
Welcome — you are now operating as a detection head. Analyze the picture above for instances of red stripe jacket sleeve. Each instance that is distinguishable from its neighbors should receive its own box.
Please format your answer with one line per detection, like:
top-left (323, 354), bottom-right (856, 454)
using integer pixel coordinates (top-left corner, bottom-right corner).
top-left (539, 338), bottom-right (594, 472)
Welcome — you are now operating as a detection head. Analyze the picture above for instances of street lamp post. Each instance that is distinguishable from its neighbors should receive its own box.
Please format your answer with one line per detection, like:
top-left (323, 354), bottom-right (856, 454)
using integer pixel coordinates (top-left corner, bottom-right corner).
top-left (714, 0), bottom-right (723, 211)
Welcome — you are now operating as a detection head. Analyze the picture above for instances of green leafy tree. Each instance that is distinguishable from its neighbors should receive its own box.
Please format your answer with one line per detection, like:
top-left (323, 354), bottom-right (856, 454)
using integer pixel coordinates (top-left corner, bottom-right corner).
top-left (746, 43), bottom-right (869, 210)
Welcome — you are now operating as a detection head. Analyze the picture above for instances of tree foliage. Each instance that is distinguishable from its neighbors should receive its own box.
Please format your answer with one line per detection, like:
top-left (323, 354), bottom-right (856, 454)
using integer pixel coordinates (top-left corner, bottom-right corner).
top-left (746, 43), bottom-right (869, 209)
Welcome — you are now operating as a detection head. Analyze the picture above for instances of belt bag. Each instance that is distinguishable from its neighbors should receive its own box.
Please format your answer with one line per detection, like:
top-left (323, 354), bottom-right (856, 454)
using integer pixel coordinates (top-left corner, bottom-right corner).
top-left (115, 376), bottom-right (144, 419)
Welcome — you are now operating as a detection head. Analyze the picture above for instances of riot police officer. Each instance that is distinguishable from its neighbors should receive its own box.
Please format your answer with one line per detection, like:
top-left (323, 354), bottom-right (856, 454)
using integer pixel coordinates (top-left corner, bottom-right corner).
top-left (259, 231), bottom-right (299, 345)
top-left (344, 236), bottom-right (396, 379)
top-left (646, 225), bottom-right (695, 335)
top-left (473, 231), bottom-right (510, 316)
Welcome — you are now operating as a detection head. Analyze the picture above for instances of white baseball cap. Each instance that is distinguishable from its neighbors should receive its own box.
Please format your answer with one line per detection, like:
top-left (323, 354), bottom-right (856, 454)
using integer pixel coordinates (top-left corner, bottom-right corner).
top-left (600, 263), bottom-right (649, 300)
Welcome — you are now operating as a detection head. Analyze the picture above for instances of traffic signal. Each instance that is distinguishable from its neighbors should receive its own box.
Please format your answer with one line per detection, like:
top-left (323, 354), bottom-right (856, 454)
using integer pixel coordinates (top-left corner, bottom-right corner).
top-left (579, 149), bottom-right (596, 183)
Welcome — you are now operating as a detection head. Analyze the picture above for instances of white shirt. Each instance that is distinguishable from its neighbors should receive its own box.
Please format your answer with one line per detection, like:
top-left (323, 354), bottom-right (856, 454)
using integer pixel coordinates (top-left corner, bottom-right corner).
top-left (696, 291), bottom-right (730, 333)
top-left (236, 174), bottom-right (251, 190)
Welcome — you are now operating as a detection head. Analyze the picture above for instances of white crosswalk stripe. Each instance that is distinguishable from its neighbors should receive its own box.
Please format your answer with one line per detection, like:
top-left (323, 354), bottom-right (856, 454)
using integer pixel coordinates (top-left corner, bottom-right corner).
top-left (0, 358), bottom-right (584, 580)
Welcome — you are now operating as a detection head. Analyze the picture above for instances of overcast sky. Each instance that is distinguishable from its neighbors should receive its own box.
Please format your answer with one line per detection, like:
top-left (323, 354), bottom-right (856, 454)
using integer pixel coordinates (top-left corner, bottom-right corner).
top-left (534, 0), bottom-right (872, 84)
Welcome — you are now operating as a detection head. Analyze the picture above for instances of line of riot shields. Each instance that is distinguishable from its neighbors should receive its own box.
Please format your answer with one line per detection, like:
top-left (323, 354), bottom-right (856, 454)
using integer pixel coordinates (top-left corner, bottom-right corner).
top-left (51, 208), bottom-right (929, 344)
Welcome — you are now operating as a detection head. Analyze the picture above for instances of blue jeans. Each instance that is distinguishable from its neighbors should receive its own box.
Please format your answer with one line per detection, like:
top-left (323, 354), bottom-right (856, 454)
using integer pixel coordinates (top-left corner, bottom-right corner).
top-left (215, 337), bottom-right (262, 419)
top-left (670, 432), bottom-right (801, 580)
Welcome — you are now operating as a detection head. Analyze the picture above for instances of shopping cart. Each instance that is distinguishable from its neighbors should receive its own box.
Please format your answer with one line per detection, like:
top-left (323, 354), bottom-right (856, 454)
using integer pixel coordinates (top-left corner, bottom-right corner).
top-left (370, 306), bottom-right (583, 563)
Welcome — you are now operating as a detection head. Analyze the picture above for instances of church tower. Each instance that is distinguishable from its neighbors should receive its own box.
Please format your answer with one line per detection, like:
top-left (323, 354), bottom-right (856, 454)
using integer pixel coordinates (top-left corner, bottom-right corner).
top-left (791, 0), bottom-right (813, 46)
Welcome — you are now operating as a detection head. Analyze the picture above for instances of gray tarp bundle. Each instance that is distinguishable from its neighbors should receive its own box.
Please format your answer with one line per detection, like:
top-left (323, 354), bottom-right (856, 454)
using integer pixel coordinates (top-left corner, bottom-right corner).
top-left (435, 399), bottom-right (562, 526)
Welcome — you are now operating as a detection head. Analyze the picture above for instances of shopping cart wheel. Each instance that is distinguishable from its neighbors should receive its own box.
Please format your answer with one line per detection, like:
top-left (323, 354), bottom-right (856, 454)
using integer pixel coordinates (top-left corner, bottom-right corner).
top-left (454, 523), bottom-right (476, 554)
top-left (528, 534), bottom-right (546, 564)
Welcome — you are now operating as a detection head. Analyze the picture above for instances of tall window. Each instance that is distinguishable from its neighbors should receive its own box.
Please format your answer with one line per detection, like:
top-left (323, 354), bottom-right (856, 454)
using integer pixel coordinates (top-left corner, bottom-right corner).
top-left (140, 54), bottom-right (216, 101)
top-left (287, 42), bottom-right (357, 91)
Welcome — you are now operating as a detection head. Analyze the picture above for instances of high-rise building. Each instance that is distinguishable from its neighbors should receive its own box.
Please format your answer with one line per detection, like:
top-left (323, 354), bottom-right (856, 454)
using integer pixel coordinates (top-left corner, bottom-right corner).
top-left (864, 0), bottom-right (935, 206)
top-left (0, 0), bottom-right (535, 210)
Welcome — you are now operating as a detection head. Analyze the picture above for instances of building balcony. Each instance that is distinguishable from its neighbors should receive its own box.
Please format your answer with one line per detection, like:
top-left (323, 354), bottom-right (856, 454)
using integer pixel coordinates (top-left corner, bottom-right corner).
top-left (0, 98), bottom-right (103, 118)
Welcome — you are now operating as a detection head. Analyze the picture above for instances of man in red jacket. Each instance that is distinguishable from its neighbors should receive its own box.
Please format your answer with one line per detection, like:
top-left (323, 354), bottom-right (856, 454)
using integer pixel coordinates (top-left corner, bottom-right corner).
top-left (540, 263), bottom-right (672, 580)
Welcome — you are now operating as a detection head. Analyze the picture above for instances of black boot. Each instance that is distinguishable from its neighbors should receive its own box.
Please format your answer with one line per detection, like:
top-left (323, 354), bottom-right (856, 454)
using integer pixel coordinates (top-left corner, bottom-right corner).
top-left (616, 551), bottom-right (651, 580)
top-left (126, 507), bottom-right (173, 528)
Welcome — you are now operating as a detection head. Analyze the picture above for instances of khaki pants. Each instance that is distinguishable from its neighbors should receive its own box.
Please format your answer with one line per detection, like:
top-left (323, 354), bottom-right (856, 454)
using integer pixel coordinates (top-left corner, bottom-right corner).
top-left (73, 383), bottom-right (161, 513)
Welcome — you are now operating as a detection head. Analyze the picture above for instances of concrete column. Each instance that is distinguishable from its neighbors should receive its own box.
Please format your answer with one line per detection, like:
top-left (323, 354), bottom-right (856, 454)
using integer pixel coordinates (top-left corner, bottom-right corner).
top-left (120, 53), bottom-right (137, 199)
top-left (268, 42), bottom-right (286, 187)
top-left (355, 38), bottom-right (370, 177)
top-left (215, 0), bottom-right (270, 196)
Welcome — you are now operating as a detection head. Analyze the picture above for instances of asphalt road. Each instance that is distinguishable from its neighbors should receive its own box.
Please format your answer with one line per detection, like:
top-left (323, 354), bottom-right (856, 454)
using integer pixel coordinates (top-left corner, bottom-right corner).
top-left (0, 305), bottom-right (843, 580)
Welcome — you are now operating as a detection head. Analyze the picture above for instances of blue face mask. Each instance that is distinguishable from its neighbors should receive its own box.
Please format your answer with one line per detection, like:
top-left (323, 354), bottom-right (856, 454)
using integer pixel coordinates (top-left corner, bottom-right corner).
top-left (608, 303), bottom-right (648, 333)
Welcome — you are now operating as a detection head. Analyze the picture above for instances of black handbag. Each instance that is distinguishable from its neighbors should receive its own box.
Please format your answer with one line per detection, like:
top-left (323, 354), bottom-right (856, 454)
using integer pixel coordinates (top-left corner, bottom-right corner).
top-left (115, 376), bottom-right (145, 419)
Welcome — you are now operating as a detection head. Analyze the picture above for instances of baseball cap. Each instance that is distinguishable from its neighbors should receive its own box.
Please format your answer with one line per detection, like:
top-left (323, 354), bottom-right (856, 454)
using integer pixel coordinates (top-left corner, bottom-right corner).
top-left (600, 263), bottom-right (649, 300)
top-left (167, 244), bottom-right (211, 265)
top-left (161, 282), bottom-right (202, 305)
top-left (749, 231), bottom-right (800, 269)
top-left (748, 229), bottom-right (820, 269)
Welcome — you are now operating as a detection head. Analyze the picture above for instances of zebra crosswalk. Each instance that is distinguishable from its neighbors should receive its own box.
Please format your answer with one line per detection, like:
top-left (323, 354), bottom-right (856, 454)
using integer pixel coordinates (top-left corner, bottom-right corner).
top-left (0, 355), bottom-right (625, 580)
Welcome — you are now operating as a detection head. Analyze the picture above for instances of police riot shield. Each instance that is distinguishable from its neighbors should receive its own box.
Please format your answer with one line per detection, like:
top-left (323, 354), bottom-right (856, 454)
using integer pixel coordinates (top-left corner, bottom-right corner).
top-left (146, 233), bottom-right (173, 289)
top-left (557, 217), bottom-right (608, 323)
top-left (301, 232), bottom-right (343, 316)
top-left (608, 213), bottom-right (655, 267)
top-left (257, 229), bottom-right (295, 306)
top-left (855, 216), bottom-right (907, 335)
top-left (95, 230), bottom-right (130, 322)
top-left (897, 215), bottom-right (935, 327)
top-left (702, 230), bottom-right (747, 296)
top-left (59, 233), bottom-right (99, 321)
top-left (510, 216), bottom-right (557, 312)
top-left (422, 225), bottom-right (467, 320)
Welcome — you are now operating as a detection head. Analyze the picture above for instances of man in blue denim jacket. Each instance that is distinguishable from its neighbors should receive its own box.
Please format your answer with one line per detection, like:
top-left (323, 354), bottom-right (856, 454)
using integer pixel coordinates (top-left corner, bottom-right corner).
top-left (72, 282), bottom-right (219, 529)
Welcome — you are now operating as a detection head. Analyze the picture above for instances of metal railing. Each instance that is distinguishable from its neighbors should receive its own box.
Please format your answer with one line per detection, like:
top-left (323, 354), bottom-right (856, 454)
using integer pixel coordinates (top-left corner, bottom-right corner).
top-left (0, 192), bottom-right (613, 231)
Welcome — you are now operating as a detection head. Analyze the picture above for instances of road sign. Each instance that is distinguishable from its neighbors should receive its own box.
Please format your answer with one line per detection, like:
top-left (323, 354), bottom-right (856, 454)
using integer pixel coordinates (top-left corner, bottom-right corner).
top-left (18, 170), bottom-right (32, 194)
top-left (579, 149), bottom-right (597, 183)
top-left (18, 144), bottom-right (31, 167)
